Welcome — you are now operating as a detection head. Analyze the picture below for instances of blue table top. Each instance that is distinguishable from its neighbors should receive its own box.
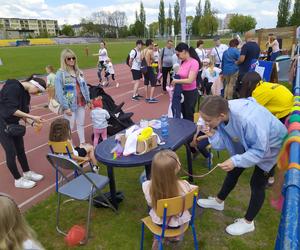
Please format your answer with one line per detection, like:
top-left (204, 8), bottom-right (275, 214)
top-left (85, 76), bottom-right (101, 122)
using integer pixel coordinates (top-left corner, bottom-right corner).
top-left (95, 118), bottom-right (196, 167)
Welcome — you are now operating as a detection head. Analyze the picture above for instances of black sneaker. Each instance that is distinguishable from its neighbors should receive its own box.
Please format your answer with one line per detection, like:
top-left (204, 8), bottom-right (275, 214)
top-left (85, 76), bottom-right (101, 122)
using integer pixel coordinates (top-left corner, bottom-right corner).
top-left (131, 96), bottom-right (140, 101)
top-left (136, 94), bottom-right (144, 98)
top-left (148, 98), bottom-right (158, 103)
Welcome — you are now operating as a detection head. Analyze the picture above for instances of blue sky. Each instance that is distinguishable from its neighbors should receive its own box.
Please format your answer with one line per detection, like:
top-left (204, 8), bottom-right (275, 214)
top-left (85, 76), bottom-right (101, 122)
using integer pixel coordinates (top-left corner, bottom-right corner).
top-left (0, 0), bottom-right (280, 28)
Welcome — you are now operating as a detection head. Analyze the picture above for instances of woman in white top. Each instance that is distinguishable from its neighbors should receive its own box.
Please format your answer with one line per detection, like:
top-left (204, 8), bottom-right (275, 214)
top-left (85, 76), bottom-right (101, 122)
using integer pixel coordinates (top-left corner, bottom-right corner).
top-left (94, 41), bottom-right (109, 84)
top-left (0, 193), bottom-right (44, 250)
top-left (266, 35), bottom-right (280, 61)
top-left (195, 40), bottom-right (207, 62)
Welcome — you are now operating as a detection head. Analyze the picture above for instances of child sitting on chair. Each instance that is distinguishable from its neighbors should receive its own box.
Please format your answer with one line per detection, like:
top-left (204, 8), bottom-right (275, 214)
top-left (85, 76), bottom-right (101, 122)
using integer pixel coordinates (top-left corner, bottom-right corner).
top-left (90, 98), bottom-right (110, 147)
top-left (142, 150), bottom-right (197, 249)
top-left (49, 118), bottom-right (98, 166)
top-left (103, 58), bottom-right (119, 88)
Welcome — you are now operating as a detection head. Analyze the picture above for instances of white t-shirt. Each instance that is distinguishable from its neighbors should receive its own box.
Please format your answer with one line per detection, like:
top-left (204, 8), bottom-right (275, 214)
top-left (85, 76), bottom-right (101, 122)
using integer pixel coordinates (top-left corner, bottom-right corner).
top-left (98, 48), bottom-right (108, 62)
top-left (202, 67), bottom-right (222, 83)
top-left (105, 62), bottom-right (115, 74)
top-left (210, 44), bottom-right (228, 64)
top-left (271, 40), bottom-right (280, 53)
top-left (153, 50), bottom-right (160, 63)
top-left (130, 48), bottom-right (141, 71)
top-left (90, 108), bottom-right (110, 129)
top-left (23, 239), bottom-right (43, 250)
top-left (195, 48), bottom-right (207, 61)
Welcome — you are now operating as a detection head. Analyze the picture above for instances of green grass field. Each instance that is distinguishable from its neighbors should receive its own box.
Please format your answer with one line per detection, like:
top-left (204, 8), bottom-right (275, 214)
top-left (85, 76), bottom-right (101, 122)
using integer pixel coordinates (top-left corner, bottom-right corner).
top-left (25, 147), bottom-right (280, 250)
top-left (0, 39), bottom-right (228, 81)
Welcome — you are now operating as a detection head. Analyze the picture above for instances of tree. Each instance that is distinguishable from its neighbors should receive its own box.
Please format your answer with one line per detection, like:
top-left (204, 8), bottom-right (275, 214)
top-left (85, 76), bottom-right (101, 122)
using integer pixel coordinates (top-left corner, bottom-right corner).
top-left (196, 0), bottom-right (202, 17)
top-left (228, 14), bottom-right (257, 34)
top-left (166, 3), bottom-right (173, 36)
top-left (204, 0), bottom-right (212, 16)
top-left (158, 0), bottom-right (165, 36)
top-left (186, 16), bottom-right (194, 35)
top-left (149, 21), bottom-right (159, 38)
top-left (199, 12), bottom-right (218, 37)
top-left (173, 0), bottom-right (180, 35)
top-left (61, 25), bottom-right (75, 36)
top-left (139, 2), bottom-right (146, 37)
top-left (277, 0), bottom-right (291, 27)
top-left (290, 0), bottom-right (300, 26)
top-left (111, 11), bottom-right (127, 38)
top-left (192, 0), bottom-right (202, 35)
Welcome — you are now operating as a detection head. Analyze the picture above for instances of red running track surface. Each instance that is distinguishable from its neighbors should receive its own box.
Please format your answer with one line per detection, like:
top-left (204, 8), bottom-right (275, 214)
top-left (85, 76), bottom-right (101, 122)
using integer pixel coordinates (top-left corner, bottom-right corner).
top-left (0, 64), bottom-right (169, 211)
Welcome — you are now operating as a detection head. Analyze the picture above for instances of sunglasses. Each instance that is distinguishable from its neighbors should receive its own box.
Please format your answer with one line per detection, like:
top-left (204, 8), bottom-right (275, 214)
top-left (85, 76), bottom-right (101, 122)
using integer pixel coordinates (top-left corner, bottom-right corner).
top-left (66, 57), bottom-right (76, 61)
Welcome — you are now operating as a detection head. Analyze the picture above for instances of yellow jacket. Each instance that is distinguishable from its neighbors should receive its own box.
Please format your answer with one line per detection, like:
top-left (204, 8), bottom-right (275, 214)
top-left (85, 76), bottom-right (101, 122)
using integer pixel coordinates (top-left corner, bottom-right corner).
top-left (252, 81), bottom-right (293, 119)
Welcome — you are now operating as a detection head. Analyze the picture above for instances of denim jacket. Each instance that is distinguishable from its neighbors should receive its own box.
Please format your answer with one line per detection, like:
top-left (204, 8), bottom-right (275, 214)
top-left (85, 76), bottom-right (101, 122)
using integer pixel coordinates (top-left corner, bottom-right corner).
top-left (55, 69), bottom-right (90, 112)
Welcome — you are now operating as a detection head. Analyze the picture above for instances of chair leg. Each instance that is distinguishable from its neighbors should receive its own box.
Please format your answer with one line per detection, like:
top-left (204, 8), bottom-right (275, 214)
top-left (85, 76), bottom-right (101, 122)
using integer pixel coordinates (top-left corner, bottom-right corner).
top-left (83, 193), bottom-right (93, 244)
top-left (191, 224), bottom-right (199, 250)
top-left (159, 237), bottom-right (163, 250)
top-left (89, 161), bottom-right (94, 172)
top-left (208, 148), bottom-right (212, 170)
top-left (56, 193), bottom-right (66, 235)
top-left (55, 169), bottom-right (58, 192)
top-left (140, 222), bottom-right (145, 250)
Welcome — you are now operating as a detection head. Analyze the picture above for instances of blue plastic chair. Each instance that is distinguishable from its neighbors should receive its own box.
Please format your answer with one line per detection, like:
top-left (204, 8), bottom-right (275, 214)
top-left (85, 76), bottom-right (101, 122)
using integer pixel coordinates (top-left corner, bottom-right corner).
top-left (140, 187), bottom-right (199, 250)
top-left (46, 153), bottom-right (116, 244)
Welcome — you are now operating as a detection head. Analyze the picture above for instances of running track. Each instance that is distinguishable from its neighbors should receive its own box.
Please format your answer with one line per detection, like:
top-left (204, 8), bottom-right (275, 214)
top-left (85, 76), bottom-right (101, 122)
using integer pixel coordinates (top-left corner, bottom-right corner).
top-left (0, 64), bottom-right (169, 211)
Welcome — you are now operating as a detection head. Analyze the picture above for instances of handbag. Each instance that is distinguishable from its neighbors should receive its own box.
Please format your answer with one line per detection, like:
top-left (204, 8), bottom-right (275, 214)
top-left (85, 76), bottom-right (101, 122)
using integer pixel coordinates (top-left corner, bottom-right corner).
top-left (48, 98), bottom-right (63, 115)
top-left (4, 123), bottom-right (26, 137)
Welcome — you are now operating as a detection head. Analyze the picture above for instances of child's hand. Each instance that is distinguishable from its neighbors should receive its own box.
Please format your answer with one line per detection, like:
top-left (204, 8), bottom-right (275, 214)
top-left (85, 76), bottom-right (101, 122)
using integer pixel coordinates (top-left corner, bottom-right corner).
top-left (217, 158), bottom-right (234, 172)
top-left (202, 126), bottom-right (215, 137)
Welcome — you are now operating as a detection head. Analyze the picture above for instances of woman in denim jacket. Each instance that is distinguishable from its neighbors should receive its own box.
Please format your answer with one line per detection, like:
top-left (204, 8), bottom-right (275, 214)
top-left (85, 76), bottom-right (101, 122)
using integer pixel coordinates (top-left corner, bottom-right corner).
top-left (55, 49), bottom-right (91, 145)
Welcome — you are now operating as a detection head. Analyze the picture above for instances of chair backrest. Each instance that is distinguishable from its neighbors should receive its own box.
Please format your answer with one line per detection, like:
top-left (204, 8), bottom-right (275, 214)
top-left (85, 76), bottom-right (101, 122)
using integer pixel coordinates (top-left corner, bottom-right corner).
top-left (48, 140), bottom-right (74, 157)
top-left (194, 112), bottom-right (199, 123)
top-left (155, 186), bottom-right (199, 217)
top-left (46, 153), bottom-right (81, 173)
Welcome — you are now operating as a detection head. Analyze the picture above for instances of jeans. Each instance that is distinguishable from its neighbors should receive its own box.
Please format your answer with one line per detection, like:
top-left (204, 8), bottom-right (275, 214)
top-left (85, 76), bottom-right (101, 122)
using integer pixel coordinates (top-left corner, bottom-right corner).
top-left (217, 165), bottom-right (274, 221)
top-left (0, 119), bottom-right (30, 180)
top-left (64, 106), bottom-right (86, 144)
top-left (171, 84), bottom-right (182, 119)
top-left (162, 66), bottom-right (173, 91)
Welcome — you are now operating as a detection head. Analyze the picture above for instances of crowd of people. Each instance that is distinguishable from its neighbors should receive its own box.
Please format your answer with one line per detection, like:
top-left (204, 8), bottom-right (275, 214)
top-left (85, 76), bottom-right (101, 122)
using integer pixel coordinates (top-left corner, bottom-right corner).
top-left (0, 31), bottom-right (292, 249)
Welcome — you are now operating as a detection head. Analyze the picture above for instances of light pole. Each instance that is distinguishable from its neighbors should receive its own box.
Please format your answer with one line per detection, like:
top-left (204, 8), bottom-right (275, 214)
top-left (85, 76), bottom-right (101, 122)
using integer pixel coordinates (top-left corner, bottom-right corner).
top-left (180, 0), bottom-right (186, 43)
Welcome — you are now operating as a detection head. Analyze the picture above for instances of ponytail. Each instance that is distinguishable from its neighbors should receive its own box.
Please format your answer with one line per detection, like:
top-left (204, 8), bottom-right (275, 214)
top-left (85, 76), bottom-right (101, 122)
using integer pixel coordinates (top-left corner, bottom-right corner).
top-left (189, 46), bottom-right (202, 69)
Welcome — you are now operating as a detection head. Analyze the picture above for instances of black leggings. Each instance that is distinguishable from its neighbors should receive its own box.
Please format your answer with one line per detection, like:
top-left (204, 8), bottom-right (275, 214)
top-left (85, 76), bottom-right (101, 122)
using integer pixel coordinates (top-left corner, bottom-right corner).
top-left (181, 89), bottom-right (198, 122)
top-left (0, 120), bottom-right (30, 180)
top-left (162, 66), bottom-right (173, 91)
top-left (217, 165), bottom-right (274, 221)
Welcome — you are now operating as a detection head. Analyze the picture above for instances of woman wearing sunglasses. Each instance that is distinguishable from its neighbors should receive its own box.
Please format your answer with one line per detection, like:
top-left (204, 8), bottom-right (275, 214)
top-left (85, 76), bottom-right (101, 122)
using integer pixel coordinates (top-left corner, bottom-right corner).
top-left (55, 49), bottom-right (91, 146)
top-left (0, 75), bottom-right (46, 189)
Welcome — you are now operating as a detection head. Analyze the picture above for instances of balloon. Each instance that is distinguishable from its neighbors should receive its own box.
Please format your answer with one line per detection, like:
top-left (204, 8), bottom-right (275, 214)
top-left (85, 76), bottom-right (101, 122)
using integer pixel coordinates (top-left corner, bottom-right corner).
top-left (65, 225), bottom-right (86, 246)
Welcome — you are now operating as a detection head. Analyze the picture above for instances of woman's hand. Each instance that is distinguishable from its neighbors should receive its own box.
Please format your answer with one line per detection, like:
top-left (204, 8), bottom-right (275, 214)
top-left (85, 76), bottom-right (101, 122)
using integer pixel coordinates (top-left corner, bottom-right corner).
top-left (217, 158), bottom-right (235, 172)
top-left (64, 109), bottom-right (72, 116)
top-left (31, 115), bottom-right (44, 124)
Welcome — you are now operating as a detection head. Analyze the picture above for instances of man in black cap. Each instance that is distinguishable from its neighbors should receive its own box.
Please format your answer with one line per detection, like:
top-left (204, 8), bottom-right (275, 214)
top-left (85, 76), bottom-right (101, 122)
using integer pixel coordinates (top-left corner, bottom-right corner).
top-left (210, 36), bottom-right (228, 68)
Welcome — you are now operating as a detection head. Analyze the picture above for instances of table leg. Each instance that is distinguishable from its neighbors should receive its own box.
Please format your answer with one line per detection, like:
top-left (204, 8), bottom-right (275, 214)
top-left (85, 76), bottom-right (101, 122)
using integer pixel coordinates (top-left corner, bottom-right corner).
top-left (106, 166), bottom-right (118, 209)
top-left (185, 143), bottom-right (193, 183)
top-left (145, 164), bottom-right (151, 180)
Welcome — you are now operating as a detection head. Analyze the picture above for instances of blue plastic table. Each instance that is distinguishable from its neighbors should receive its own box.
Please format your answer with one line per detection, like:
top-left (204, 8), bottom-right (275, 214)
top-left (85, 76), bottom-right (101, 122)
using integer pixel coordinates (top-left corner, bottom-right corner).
top-left (95, 118), bottom-right (196, 209)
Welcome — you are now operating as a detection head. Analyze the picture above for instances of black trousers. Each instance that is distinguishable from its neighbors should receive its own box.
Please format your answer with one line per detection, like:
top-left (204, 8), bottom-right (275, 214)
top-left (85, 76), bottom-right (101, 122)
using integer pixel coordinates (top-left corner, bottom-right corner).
top-left (162, 66), bottom-right (173, 91)
top-left (217, 165), bottom-right (274, 221)
top-left (0, 120), bottom-right (30, 180)
top-left (181, 89), bottom-right (198, 122)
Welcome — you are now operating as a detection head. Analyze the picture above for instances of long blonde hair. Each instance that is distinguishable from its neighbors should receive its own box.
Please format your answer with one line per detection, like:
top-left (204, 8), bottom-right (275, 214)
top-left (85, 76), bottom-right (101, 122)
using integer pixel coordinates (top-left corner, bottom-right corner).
top-left (149, 150), bottom-right (181, 210)
top-left (0, 194), bottom-right (43, 250)
top-left (60, 48), bottom-right (81, 76)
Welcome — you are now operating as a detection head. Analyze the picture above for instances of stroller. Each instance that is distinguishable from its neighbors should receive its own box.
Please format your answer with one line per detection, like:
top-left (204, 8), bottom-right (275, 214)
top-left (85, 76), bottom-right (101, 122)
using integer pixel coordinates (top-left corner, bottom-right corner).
top-left (88, 84), bottom-right (134, 139)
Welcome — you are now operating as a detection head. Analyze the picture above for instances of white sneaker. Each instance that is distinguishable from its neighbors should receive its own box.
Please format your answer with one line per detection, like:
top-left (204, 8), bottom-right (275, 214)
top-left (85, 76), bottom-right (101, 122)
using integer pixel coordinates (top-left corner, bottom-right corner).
top-left (23, 171), bottom-right (44, 182)
top-left (93, 165), bottom-right (99, 174)
top-left (226, 218), bottom-right (255, 236)
top-left (15, 177), bottom-right (36, 189)
top-left (197, 196), bottom-right (224, 211)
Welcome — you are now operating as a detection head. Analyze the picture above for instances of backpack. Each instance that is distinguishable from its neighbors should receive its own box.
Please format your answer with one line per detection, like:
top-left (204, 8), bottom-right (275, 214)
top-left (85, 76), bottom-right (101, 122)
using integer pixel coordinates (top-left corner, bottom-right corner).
top-left (126, 49), bottom-right (137, 67)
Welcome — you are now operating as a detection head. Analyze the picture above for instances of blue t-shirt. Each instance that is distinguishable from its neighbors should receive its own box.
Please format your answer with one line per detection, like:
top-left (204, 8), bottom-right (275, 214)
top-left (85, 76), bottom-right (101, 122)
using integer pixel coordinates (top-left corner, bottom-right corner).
top-left (239, 41), bottom-right (260, 74)
top-left (222, 47), bottom-right (240, 75)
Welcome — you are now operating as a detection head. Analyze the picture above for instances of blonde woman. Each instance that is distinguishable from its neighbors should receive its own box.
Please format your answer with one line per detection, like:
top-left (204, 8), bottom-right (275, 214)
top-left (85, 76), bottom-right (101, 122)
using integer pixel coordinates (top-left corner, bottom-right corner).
top-left (55, 49), bottom-right (91, 145)
top-left (0, 193), bottom-right (44, 250)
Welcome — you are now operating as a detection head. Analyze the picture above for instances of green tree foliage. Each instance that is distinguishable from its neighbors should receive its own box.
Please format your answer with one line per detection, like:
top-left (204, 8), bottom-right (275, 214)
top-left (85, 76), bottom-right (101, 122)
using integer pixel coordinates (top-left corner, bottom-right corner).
top-left (204, 0), bottom-right (212, 15)
top-left (173, 0), bottom-right (180, 35)
top-left (139, 2), bottom-right (146, 36)
top-left (290, 0), bottom-right (300, 26)
top-left (167, 3), bottom-right (173, 36)
top-left (277, 0), bottom-right (291, 27)
top-left (228, 14), bottom-right (257, 34)
top-left (158, 0), bottom-right (165, 36)
top-left (199, 13), bottom-right (218, 37)
top-left (61, 25), bottom-right (75, 37)
top-left (186, 16), bottom-right (194, 35)
top-left (149, 21), bottom-right (159, 38)
top-left (192, 0), bottom-right (202, 35)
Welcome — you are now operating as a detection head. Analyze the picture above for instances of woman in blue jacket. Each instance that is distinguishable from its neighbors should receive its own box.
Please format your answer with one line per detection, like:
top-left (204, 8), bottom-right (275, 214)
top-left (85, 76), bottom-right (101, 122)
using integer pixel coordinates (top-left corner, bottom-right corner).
top-left (55, 49), bottom-right (91, 145)
top-left (197, 96), bottom-right (287, 236)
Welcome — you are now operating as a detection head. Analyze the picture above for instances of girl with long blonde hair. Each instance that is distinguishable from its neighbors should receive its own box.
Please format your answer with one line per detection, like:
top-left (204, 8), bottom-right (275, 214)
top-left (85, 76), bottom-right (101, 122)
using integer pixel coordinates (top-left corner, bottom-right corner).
top-left (142, 150), bottom-right (197, 249)
top-left (0, 194), bottom-right (44, 250)
top-left (55, 49), bottom-right (91, 146)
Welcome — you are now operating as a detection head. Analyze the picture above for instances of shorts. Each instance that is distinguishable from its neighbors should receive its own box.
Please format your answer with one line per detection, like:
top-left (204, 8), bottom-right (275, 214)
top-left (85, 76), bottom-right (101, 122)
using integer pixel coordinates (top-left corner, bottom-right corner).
top-left (131, 69), bottom-right (142, 80)
top-left (143, 67), bottom-right (156, 87)
top-left (74, 147), bottom-right (87, 157)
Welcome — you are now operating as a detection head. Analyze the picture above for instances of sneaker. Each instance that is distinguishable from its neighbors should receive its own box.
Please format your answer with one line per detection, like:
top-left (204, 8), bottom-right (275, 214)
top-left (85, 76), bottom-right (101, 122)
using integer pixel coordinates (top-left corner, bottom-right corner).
top-left (145, 98), bottom-right (150, 102)
top-left (116, 82), bottom-right (119, 88)
top-left (148, 98), bottom-right (158, 103)
top-left (225, 218), bottom-right (255, 236)
top-left (131, 96), bottom-right (140, 101)
top-left (93, 165), bottom-right (100, 174)
top-left (23, 171), bottom-right (44, 182)
top-left (197, 196), bottom-right (224, 211)
top-left (15, 177), bottom-right (36, 189)
top-left (136, 94), bottom-right (144, 98)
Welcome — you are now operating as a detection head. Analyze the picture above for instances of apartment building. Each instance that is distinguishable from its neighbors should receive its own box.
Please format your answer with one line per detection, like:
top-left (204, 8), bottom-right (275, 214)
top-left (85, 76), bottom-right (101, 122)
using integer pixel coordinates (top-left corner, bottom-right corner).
top-left (0, 18), bottom-right (59, 39)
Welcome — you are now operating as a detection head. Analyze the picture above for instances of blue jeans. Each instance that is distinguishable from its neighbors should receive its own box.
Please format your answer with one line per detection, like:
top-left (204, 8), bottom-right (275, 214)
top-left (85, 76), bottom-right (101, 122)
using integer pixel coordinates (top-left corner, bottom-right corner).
top-left (172, 84), bottom-right (182, 119)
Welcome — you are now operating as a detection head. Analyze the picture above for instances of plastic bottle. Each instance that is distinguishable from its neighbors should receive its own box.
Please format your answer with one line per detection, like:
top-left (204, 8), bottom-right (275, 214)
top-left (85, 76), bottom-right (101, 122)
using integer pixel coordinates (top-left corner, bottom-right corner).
top-left (161, 115), bottom-right (169, 140)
